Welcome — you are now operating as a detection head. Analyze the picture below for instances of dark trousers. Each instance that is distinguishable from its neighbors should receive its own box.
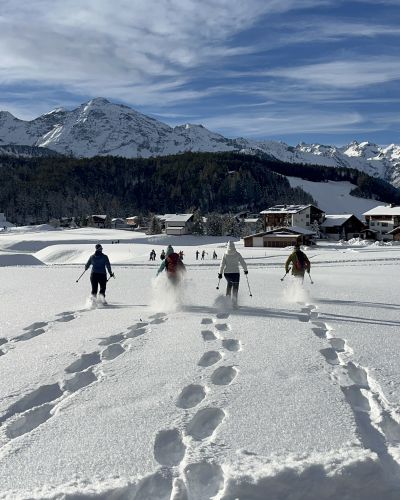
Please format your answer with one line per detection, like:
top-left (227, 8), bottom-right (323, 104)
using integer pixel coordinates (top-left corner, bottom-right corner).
top-left (224, 273), bottom-right (240, 299)
top-left (91, 273), bottom-right (107, 296)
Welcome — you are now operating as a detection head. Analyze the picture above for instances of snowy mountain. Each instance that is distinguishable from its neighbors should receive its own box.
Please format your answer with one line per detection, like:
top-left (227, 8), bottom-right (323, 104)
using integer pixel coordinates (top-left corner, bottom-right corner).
top-left (1, 97), bottom-right (400, 186)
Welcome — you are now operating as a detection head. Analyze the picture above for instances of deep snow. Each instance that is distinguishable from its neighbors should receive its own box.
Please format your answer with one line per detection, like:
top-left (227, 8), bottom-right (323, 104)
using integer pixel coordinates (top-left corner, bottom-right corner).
top-left (1, 227), bottom-right (400, 499)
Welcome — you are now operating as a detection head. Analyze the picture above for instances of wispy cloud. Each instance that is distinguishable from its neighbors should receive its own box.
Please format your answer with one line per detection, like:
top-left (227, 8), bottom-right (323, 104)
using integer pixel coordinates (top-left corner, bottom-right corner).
top-left (266, 58), bottom-right (400, 88)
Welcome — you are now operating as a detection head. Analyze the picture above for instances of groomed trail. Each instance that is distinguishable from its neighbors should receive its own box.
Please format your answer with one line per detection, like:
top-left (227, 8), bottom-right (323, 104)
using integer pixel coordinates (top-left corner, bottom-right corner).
top-left (1, 231), bottom-right (400, 499)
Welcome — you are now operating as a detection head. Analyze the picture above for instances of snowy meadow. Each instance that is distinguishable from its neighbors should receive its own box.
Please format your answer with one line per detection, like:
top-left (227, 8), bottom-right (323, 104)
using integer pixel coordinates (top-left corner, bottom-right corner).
top-left (1, 227), bottom-right (400, 499)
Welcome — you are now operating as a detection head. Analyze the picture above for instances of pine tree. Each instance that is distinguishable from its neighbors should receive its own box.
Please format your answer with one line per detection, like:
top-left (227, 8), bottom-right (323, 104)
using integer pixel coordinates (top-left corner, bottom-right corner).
top-left (149, 215), bottom-right (162, 234)
top-left (191, 209), bottom-right (204, 235)
top-left (205, 213), bottom-right (223, 236)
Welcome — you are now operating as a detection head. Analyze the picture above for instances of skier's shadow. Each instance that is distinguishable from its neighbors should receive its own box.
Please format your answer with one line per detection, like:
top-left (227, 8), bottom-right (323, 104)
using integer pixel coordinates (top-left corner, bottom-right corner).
top-left (317, 298), bottom-right (400, 311)
top-left (182, 305), bottom-right (400, 328)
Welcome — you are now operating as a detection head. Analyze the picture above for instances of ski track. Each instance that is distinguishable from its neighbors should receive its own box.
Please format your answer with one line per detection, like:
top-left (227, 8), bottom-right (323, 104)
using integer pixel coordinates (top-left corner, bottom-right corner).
top-left (0, 315), bottom-right (159, 451)
top-left (300, 302), bottom-right (400, 484)
top-left (149, 308), bottom-right (241, 499)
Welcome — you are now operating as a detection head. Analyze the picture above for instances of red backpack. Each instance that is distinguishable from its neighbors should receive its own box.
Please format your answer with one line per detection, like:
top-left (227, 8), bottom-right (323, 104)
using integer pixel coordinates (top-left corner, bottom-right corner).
top-left (166, 253), bottom-right (181, 274)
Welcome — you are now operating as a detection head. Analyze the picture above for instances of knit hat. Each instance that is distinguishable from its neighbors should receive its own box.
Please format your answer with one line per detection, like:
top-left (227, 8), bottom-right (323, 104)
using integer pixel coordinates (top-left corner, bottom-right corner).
top-left (166, 245), bottom-right (174, 257)
top-left (226, 241), bottom-right (236, 254)
top-left (95, 243), bottom-right (103, 250)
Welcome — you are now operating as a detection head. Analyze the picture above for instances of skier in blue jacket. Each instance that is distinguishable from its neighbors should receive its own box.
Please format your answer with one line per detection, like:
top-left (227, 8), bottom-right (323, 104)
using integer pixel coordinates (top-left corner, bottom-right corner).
top-left (85, 243), bottom-right (114, 302)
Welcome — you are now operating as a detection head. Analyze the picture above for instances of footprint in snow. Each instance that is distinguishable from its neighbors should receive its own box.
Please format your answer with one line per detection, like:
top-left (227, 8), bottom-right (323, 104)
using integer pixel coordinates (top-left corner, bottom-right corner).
top-left (0, 383), bottom-right (63, 425)
top-left (62, 369), bottom-right (98, 393)
top-left (153, 428), bottom-right (186, 466)
top-left (222, 339), bottom-right (241, 352)
top-left (201, 318), bottom-right (213, 325)
top-left (320, 348), bottom-right (340, 366)
top-left (201, 330), bottom-right (217, 341)
top-left (346, 362), bottom-right (369, 389)
top-left (65, 352), bottom-right (101, 374)
top-left (211, 366), bottom-right (238, 386)
top-left (214, 323), bottom-right (230, 332)
top-left (101, 343), bottom-right (126, 361)
top-left (125, 327), bottom-right (147, 339)
top-left (98, 333), bottom-right (125, 346)
top-left (176, 384), bottom-right (206, 409)
top-left (6, 403), bottom-right (54, 439)
top-left (186, 407), bottom-right (225, 440)
top-left (216, 312), bottom-right (230, 319)
top-left (329, 338), bottom-right (346, 352)
top-left (197, 351), bottom-right (222, 367)
top-left (184, 462), bottom-right (224, 500)
top-left (0, 338), bottom-right (8, 346)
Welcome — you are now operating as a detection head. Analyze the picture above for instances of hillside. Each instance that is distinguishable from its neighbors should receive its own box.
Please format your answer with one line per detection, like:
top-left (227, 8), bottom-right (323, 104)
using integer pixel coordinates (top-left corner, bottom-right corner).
top-left (0, 153), bottom-right (313, 225)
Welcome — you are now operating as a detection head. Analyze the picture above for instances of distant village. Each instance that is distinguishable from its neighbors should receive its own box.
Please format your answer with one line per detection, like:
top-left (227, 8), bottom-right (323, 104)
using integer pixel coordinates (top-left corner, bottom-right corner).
top-left (1, 204), bottom-right (400, 246)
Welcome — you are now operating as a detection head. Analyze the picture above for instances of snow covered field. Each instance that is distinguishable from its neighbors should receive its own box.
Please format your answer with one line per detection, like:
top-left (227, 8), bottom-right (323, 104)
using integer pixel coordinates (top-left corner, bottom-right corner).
top-left (1, 227), bottom-right (400, 499)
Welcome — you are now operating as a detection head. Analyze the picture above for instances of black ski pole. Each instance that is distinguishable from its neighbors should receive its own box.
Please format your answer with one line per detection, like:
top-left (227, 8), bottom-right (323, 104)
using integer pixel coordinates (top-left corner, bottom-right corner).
top-left (107, 273), bottom-right (116, 283)
top-left (308, 272), bottom-right (314, 284)
top-left (76, 269), bottom-right (86, 283)
top-left (280, 272), bottom-right (288, 282)
top-left (216, 278), bottom-right (221, 290)
top-left (245, 274), bottom-right (252, 297)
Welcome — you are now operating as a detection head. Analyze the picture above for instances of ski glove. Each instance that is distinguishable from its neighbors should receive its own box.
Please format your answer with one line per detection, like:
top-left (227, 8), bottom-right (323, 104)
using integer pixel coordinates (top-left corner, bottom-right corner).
top-left (244, 270), bottom-right (248, 275)
top-left (218, 273), bottom-right (222, 279)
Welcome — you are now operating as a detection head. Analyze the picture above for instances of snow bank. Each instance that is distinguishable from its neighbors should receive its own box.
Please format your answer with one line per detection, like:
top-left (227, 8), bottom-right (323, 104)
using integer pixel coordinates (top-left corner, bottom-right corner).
top-left (221, 447), bottom-right (399, 500)
top-left (0, 254), bottom-right (44, 267)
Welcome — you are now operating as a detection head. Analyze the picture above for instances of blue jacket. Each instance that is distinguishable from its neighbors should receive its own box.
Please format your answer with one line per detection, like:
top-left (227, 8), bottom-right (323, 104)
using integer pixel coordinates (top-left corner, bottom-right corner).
top-left (85, 250), bottom-right (112, 275)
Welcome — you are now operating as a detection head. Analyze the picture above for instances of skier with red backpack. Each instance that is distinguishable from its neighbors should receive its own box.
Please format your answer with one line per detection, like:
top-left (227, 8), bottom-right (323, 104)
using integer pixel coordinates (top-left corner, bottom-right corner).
top-left (285, 243), bottom-right (310, 278)
top-left (157, 245), bottom-right (186, 284)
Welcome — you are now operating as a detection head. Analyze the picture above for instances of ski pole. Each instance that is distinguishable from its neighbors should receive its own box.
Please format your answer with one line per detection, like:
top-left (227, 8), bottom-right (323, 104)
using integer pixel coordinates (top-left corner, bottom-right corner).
top-left (245, 274), bottom-right (252, 297)
top-left (308, 272), bottom-right (314, 285)
top-left (76, 269), bottom-right (86, 283)
top-left (280, 272), bottom-right (288, 282)
top-left (107, 273), bottom-right (116, 283)
top-left (216, 278), bottom-right (221, 290)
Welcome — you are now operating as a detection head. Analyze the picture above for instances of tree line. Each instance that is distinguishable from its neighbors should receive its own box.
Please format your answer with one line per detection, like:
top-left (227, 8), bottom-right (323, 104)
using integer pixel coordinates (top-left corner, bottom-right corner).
top-left (0, 152), bottom-right (314, 225)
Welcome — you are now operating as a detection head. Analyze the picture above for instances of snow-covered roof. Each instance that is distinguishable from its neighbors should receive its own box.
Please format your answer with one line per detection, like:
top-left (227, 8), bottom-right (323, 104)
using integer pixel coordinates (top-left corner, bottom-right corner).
top-left (264, 226), bottom-right (316, 236)
top-left (363, 205), bottom-right (400, 216)
top-left (91, 214), bottom-right (107, 219)
top-left (321, 215), bottom-right (353, 228)
top-left (244, 218), bottom-right (260, 223)
top-left (163, 213), bottom-right (193, 223)
top-left (260, 204), bottom-right (320, 215)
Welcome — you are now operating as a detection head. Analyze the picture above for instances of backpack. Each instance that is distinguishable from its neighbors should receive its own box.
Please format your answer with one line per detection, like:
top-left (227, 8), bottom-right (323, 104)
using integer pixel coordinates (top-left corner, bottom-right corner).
top-left (166, 253), bottom-right (181, 274)
top-left (294, 251), bottom-right (305, 271)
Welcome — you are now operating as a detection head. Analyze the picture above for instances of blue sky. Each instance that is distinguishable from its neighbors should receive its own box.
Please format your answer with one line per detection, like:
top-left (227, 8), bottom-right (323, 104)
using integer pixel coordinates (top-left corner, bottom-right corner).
top-left (1, 0), bottom-right (400, 145)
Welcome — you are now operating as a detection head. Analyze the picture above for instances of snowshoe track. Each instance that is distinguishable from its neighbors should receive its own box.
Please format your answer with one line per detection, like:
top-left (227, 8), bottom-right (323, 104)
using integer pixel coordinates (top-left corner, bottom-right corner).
top-left (305, 304), bottom-right (400, 479)
top-left (0, 314), bottom-right (156, 449)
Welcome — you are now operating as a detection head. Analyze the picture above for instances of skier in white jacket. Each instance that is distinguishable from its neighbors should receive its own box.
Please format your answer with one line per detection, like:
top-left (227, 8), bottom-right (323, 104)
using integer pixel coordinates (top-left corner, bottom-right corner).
top-left (218, 241), bottom-right (248, 306)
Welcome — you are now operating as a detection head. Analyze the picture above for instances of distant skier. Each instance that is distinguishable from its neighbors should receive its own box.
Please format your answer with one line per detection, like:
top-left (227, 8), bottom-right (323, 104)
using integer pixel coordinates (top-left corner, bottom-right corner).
top-left (213, 250), bottom-right (218, 260)
top-left (201, 250), bottom-right (207, 260)
top-left (285, 243), bottom-right (310, 279)
top-left (157, 245), bottom-right (186, 285)
top-left (179, 250), bottom-right (184, 260)
top-left (196, 250), bottom-right (199, 260)
top-left (218, 241), bottom-right (248, 307)
top-left (85, 243), bottom-right (114, 304)
top-left (160, 249), bottom-right (166, 260)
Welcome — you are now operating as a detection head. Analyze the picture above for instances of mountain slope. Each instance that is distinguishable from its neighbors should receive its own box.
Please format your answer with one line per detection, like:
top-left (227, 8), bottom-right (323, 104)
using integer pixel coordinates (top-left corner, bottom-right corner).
top-left (1, 98), bottom-right (400, 186)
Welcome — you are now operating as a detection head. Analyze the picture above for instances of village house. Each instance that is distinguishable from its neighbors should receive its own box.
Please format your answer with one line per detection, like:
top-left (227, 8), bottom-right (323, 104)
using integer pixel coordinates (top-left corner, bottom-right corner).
top-left (320, 214), bottom-right (365, 240)
top-left (260, 204), bottom-right (325, 231)
top-left (87, 214), bottom-right (110, 229)
top-left (363, 205), bottom-right (400, 241)
top-left (126, 216), bottom-right (140, 228)
top-left (111, 218), bottom-right (129, 229)
top-left (244, 226), bottom-right (316, 248)
top-left (159, 213), bottom-right (194, 236)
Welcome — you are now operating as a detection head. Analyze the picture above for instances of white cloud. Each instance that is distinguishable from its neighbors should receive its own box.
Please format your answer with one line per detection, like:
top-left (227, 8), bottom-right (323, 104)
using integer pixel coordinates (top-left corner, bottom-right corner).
top-left (0, 0), bottom-right (336, 107)
top-left (266, 58), bottom-right (400, 88)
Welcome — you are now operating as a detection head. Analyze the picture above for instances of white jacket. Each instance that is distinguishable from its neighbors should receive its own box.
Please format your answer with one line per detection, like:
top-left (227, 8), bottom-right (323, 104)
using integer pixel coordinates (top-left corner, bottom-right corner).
top-left (219, 246), bottom-right (247, 274)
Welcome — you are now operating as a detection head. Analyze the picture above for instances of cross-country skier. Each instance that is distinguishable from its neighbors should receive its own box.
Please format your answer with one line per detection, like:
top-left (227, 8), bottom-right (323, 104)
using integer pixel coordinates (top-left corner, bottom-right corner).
top-left (218, 241), bottom-right (248, 307)
top-left (157, 245), bottom-right (186, 285)
top-left (285, 243), bottom-right (310, 278)
top-left (85, 243), bottom-right (114, 304)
